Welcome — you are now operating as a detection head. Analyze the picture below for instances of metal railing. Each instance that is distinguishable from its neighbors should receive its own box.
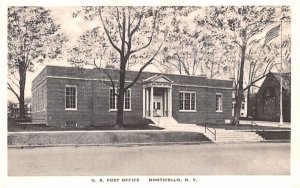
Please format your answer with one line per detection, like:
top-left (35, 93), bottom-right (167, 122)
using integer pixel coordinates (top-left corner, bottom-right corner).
top-left (145, 110), bottom-right (169, 118)
top-left (205, 123), bottom-right (217, 141)
top-left (251, 121), bottom-right (265, 132)
top-left (153, 110), bottom-right (161, 117)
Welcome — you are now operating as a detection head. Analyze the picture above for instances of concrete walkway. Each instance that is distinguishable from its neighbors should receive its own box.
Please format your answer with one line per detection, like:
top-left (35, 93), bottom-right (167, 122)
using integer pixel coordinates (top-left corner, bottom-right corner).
top-left (240, 120), bottom-right (291, 128)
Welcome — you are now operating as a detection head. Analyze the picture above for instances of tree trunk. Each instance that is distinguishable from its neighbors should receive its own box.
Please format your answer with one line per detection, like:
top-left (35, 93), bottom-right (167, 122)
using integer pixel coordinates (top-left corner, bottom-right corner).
top-left (233, 45), bottom-right (246, 126)
top-left (247, 87), bottom-right (251, 118)
top-left (18, 60), bottom-right (27, 119)
top-left (115, 57), bottom-right (126, 129)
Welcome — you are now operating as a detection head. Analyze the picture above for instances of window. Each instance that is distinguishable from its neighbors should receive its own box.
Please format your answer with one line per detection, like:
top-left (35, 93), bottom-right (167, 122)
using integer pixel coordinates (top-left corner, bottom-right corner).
top-left (109, 88), bottom-right (131, 110)
top-left (216, 93), bottom-right (223, 112)
top-left (65, 86), bottom-right (77, 110)
top-left (157, 102), bottom-right (161, 110)
top-left (241, 103), bottom-right (245, 110)
top-left (124, 89), bottom-right (131, 110)
top-left (37, 89), bottom-right (39, 111)
top-left (32, 92), bottom-right (35, 112)
top-left (110, 89), bottom-right (116, 109)
top-left (41, 85), bottom-right (45, 111)
top-left (179, 92), bottom-right (196, 111)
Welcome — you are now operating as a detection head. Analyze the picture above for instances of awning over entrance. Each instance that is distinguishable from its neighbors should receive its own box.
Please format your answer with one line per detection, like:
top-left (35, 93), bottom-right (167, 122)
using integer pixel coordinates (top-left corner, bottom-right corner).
top-left (143, 75), bottom-right (173, 118)
top-left (143, 74), bottom-right (173, 88)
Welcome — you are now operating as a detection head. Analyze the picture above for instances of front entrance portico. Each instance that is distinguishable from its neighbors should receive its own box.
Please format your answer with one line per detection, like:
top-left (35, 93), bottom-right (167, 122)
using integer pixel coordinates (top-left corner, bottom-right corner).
top-left (142, 75), bottom-right (173, 118)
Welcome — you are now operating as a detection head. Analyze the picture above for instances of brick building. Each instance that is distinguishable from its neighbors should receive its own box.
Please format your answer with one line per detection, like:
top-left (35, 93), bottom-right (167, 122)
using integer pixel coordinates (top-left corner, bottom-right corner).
top-left (256, 72), bottom-right (291, 122)
top-left (31, 66), bottom-right (233, 127)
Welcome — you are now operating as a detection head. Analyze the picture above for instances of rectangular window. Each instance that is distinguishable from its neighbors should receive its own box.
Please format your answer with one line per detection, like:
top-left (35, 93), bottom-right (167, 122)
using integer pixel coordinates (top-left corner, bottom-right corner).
top-left (179, 92), bottom-right (196, 111)
top-left (216, 93), bottom-right (223, 112)
top-left (124, 89), bottom-right (131, 110)
top-left (42, 85), bottom-right (45, 111)
top-left (32, 92), bottom-right (35, 112)
top-left (109, 88), bottom-right (131, 110)
top-left (157, 102), bottom-right (161, 110)
top-left (241, 103), bottom-right (245, 110)
top-left (37, 89), bottom-right (39, 111)
top-left (109, 89), bottom-right (116, 109)
top-left (65, 86), bottom-right (77, 110)
top-left (35, 90), bottom-right (37, 112)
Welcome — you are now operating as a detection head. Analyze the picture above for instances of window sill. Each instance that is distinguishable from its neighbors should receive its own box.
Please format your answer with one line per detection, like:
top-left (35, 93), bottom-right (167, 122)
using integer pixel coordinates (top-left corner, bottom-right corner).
top-left (179, 110), bottom-right (197, 113)
top-left (216, 111), bottom-right (223, 113)
top-left (65, 108), bottom-right (77, 111)
top-left (109, 109), bottom-right (132, 112)
top-left (32, 110), bottom-right (45, 113)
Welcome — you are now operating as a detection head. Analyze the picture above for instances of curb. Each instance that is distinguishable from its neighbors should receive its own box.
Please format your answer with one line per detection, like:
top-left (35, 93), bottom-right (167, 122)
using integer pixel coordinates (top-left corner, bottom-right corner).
top-left (261, 139), bottom-right (291, 143)
top-left (8, 141), bottom-right (213, 148)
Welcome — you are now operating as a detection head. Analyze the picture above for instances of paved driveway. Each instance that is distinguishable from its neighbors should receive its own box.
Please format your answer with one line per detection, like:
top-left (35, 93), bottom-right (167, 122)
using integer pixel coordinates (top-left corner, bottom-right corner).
top-left (8, 143), bottom-right (290, 175)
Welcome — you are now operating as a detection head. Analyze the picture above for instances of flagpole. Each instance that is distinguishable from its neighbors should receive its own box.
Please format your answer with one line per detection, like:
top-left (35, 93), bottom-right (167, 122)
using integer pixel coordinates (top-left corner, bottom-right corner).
top-left (279, 20), bottom-right (283, 126)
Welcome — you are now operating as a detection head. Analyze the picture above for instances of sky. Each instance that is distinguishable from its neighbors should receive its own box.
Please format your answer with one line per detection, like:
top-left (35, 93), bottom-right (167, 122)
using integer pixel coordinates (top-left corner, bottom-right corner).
top-left (7, 6), bottom-right (292, 103)
top-left (8, 6), bottom-right (166, 102)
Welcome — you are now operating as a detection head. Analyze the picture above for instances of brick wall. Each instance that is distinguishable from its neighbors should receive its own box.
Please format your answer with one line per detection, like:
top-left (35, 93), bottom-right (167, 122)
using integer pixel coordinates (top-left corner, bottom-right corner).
top-left (92, 82), bottom-right (144, 126)
top-left (32, 66), bottom-right (233, 127)
top-left (172, 85), bottom-right (232, 124)
top-left (31, 78), bottom-right (47, 124)
top-left (44, 77), bottom-right (145, 127)
top-left (46, 78), bottom-right (94, 127)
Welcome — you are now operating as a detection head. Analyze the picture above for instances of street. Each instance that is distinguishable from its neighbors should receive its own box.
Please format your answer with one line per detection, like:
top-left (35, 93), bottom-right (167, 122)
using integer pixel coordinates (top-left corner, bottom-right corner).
top-left (8, 143), bottom-right (290, 175)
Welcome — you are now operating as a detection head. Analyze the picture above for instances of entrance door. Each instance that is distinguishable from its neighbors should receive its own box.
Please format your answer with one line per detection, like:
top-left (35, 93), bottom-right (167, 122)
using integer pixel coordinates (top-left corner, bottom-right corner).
top-left (153, 96), bottom-right (163, 117)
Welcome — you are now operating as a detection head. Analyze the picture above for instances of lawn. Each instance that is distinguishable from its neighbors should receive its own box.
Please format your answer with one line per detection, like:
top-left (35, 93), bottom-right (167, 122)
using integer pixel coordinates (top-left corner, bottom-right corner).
top-left (8, 119), bottom-right (163, 132)
top-left (8, 131), bottom-right (211, 147)
top-left (201, 123), bottom-right (290, 131)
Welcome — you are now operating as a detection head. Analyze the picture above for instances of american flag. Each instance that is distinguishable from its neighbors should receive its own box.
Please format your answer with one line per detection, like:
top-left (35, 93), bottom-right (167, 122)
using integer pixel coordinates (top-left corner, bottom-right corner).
top-left (263, 24), bottom-right (280, 47)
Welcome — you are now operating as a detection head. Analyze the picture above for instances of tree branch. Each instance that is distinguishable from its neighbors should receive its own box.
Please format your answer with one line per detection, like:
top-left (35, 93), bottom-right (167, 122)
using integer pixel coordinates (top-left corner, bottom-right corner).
top-left (129, 14), bottom-right (143, 37)
top-left (130, 11), bottom-right (157, 55)
top-left (233, 40), bottom-right (242, 48)
top-left (7, 82), bottom-right (20, 101)
top-left (114, 7), bottom-right (124, 42)
top-left (8, 76), bottom-right (20, 89)
top-left (99, 9), bottom-right (121, 54)
top-left (243, 73), bottom-right (268, 92)
top-left (124, 34), bottom-right (166, 90)
top-left (93, 59), bottom-right (117, 95)
top-left (181, 53), bottom-right (190, 75)
top-left (11, 72), bottom-right (20, 82)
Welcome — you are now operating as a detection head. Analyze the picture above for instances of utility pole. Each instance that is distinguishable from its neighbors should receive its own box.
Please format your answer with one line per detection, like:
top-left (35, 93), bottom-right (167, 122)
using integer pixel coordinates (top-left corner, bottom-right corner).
top-left (279, 20), bottom-right (283, 126)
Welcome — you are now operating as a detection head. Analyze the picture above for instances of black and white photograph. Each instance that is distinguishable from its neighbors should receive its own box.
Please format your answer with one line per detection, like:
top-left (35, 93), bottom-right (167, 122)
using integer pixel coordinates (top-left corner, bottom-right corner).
top-left (1, 0), bottom-right (300, 187)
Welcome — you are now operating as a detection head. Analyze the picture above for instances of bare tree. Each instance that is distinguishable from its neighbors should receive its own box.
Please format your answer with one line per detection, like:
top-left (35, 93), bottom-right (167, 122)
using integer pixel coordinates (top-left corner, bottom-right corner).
top-left (72, 7), bottom-right (168, 128)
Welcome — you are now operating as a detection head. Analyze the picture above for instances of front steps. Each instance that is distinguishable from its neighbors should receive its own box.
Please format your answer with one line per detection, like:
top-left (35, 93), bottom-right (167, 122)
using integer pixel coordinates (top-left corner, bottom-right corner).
top-left (150, 117), bottom-right (197, 129)
top-left (204, 129), bottom-right (264, 143)
top-left (149, 117), bottom-right (264, 143)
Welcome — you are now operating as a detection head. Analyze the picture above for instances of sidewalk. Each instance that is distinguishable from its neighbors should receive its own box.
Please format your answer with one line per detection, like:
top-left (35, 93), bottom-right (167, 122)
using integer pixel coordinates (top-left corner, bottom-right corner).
top-left (240, 120), bottom-right (291, 128)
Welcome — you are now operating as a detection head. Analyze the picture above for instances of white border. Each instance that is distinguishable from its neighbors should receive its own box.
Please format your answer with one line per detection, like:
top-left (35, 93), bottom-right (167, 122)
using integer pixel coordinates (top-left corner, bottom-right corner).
top-left (65, 85), bottom-right (77, 110)
top-left (179, 91), bottom-right (197, 112)
top-left (216, 93), bottom-right (223, 112)
top-left (2, 1), bottom-right (300, 188)
top-left (109, 88), bottom-right (132, 112)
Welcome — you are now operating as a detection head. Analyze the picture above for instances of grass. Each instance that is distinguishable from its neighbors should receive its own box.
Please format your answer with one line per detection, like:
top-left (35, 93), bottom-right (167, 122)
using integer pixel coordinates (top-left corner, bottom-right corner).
top-left (201, 123), bottom-right (290, 131)
top-left (256, 131), bottom-right (291, 140)
top-left (8, 130), bottom-right (211, 147)
top-left (8, 119), bottom-right (163, 132)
